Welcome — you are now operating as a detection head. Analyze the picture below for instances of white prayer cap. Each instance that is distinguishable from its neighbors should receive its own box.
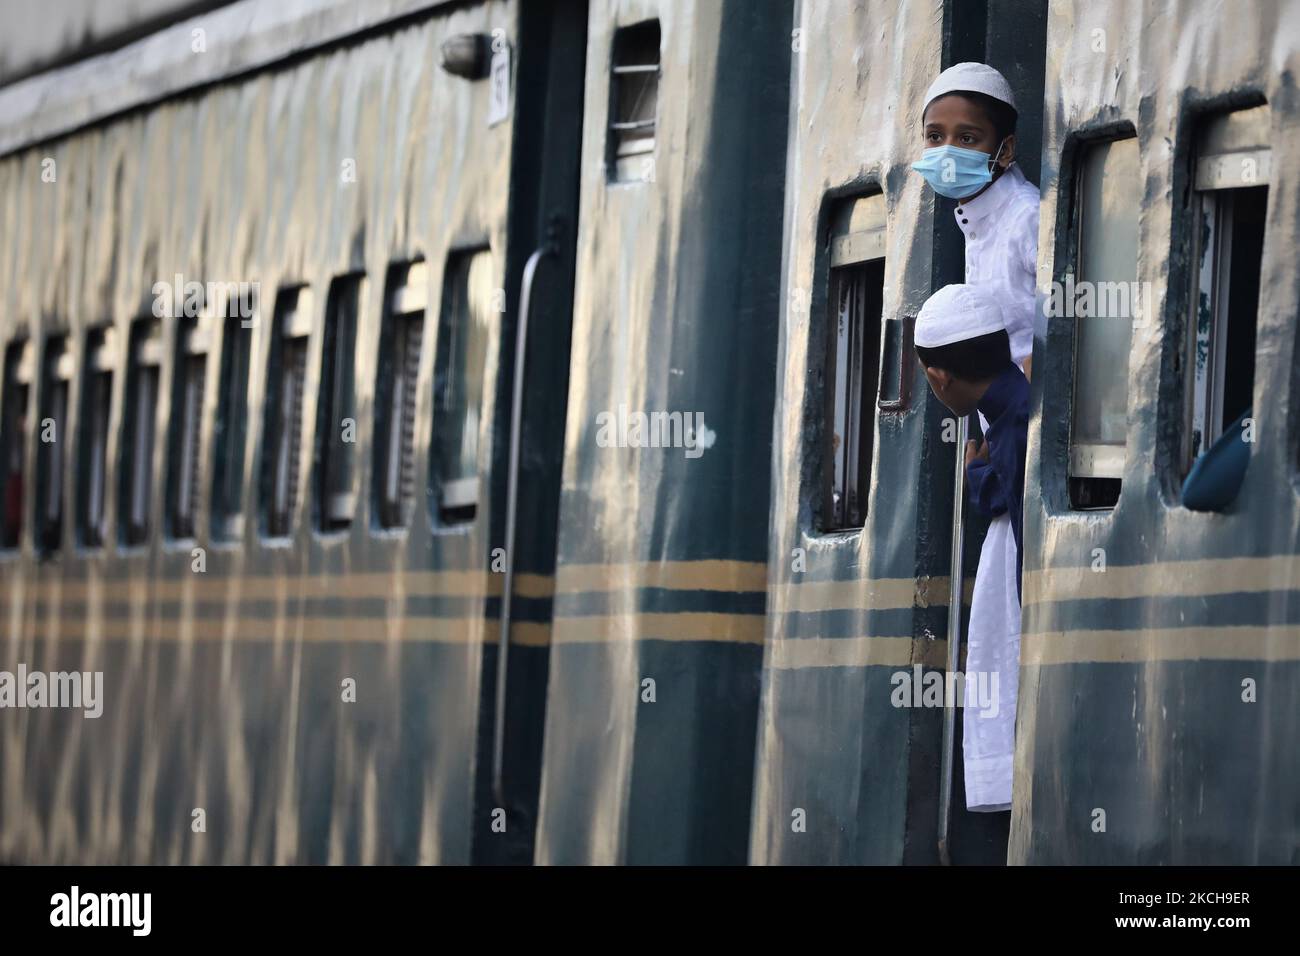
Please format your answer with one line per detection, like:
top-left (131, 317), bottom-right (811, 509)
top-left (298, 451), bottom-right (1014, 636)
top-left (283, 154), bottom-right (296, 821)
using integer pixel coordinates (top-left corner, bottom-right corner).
top-left (916, 284), bottom-right (1007, 348)
top-left (923, 62), bottom-right (1016, 112)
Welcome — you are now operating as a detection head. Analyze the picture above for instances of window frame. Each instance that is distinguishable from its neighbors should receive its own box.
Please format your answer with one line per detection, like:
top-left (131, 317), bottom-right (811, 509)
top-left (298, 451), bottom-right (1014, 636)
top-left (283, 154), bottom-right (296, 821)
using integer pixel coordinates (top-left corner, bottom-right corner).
top-left (77, 325), bottom-right (117, 549)
top-left (429, 248), bottom-right (494, 529)
top-left (119, 317), bottom-right (163, 548)
top-left (0, 337), bottom-right (34, 552)
top-left (314, 273), bottom-right (364, 534)
top-left (37, 334), bottom-right (74, 555)
top-left (1179, 103), bottom-right (1270, 478)
top-left (373, 260), bottom-right (427, 532)
top-left (820, 191), bottom-right (888, 533)
top-left (259, 286), bottom-right (313, 541)
top-left (1063, 130), bottom-right (1141, 510)
top-left (166, 314), bottom-right (211, 542)
top-left (607, 19), bottom-right (661, 183)
top-left (210, 299), bottom-right (255, 544)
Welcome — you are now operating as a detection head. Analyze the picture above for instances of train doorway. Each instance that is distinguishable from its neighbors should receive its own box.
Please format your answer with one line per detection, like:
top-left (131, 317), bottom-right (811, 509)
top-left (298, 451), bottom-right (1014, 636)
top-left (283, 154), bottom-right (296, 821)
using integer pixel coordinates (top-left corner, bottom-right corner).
top-left (470, 0), bottom-right (588, 865)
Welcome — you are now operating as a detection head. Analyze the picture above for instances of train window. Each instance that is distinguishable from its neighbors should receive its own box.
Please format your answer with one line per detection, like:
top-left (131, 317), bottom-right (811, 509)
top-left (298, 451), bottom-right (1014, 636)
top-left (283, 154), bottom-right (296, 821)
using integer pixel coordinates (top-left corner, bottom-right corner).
top-left (374, 261), bottom-right (426, 530)
top-left (77, 327), bottom-right (116, 547)
top-left (37, 335), bottom-right (73, 554)
top-left (167, 316), bottom-right (209, 540)
top-left (822, 193), bottom-right (886, 532)
top-left (1067, 136), bottom-right (1140, 510)
top-left (0, 340), bottom-right (33, 550)
top-left (608, 20), bottom-right (660, 182)
top-left (315, 274), bottom-right (362, 532)
top-left (431, 250), bottom-right (493, 526)
top-left (260, 286), bottom-right (313, 539)
top-left (1181, 104), bottom-right (1269, 476)
top-left (120, 318), bottom-right (162, 546)
top-left (211, 301), bottom-right (254, 542)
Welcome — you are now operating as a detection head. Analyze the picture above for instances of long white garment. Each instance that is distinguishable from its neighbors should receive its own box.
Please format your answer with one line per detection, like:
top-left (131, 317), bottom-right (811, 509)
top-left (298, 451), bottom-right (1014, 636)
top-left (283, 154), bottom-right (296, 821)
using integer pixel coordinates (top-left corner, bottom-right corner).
top-left (963, 510), bottom-right (1020, 810)
top-left (954, 162), bottom-right (1039, 811)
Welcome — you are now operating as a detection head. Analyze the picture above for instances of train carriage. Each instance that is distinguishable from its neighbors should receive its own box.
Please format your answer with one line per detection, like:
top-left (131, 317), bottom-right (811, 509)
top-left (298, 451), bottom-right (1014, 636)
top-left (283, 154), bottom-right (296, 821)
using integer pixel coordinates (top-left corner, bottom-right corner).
top-left (0, 0), bottom-right (589, 864)
top-left (531, 0), bottom-right (791, 865)
top-left (0, 0), bottom-right (1295, 866)
top-left (1014, 0), bottom-right (1300, 864)
top-left (749, 0), bottom-right (1050, 865)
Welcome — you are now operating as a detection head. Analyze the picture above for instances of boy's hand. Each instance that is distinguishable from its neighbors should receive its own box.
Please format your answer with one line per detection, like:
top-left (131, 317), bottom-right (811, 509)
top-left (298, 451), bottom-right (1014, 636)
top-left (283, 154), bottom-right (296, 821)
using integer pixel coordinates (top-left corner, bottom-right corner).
top-left (965, 439), bottom-right (990, 468)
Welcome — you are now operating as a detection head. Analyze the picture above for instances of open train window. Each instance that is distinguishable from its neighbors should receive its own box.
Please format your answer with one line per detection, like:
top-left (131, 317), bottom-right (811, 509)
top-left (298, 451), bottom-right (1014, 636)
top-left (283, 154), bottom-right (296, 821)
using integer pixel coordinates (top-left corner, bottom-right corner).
top-left (822, 193), bottom-right (886, 532)
top-left (608, 20), bottom-right (660, 182)
top-left (430, 249), bottom-right (493, 527)
top-left (212, 300), bottom-right (254, 542)
top-left (167, 316), bottom-right (208, 540)
top-left (0, 339), bottom-right (33, 550)
top-left (260, 287), bottom-right (312, 539)
top-left (1180, 104), bottom-right (1268, 481)
top-left (77, 327), bottom-right (116, 547)
top-left (120, 318), bottom-right (162, 547)
top-left (374, 262), bottom-right (426, 530)
top-left (37, 335), bottom-right (73, 554)
top-left (315, 274), bottom-right (362, 532)
top-left (1066, 136), bottom-right (1140, 510)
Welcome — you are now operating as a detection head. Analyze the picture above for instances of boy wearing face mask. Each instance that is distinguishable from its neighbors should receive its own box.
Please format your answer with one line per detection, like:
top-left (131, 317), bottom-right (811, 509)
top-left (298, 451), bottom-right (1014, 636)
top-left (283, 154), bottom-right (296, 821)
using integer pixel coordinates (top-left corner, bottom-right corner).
top-left (911, 63), bottom-right (1039, 814)
top-left (913, 62), bottom-right (1038, 379)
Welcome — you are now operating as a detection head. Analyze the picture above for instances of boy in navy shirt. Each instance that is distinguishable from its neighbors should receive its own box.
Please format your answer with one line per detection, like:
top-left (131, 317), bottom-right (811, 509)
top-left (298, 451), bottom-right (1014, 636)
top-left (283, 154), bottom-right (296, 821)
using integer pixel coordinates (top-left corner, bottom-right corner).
top-left (915, 284), bottom-right (1029, 600)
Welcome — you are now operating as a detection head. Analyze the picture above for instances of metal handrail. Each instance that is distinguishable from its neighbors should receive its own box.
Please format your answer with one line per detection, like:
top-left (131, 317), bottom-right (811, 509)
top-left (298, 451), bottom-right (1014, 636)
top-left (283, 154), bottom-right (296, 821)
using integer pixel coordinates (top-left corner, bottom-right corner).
top-left (491, 240), bottom-right (555, 808)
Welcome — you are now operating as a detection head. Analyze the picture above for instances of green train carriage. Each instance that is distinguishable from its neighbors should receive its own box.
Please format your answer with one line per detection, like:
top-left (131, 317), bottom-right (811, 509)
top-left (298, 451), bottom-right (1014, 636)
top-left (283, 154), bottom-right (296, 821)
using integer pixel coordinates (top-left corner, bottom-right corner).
top-left (0, 0), bottom-right (1294, 866)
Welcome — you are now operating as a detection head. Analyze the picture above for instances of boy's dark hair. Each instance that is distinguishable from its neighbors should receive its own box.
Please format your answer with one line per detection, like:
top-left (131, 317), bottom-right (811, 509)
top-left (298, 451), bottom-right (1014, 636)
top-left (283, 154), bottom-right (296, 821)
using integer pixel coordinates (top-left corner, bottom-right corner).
top-left (924, 90), bottom-right (1018, 144)
top-left (915, 329), bottom-right (1012, 382)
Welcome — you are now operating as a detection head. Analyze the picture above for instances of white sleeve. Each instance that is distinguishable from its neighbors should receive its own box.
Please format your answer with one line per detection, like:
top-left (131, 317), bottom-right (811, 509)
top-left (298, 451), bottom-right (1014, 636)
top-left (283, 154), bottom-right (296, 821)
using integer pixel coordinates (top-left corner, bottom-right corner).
top-left (1020, 201), bottom-right (1040, 279)
top-left (1009, 201), bottom-right (1042, 363)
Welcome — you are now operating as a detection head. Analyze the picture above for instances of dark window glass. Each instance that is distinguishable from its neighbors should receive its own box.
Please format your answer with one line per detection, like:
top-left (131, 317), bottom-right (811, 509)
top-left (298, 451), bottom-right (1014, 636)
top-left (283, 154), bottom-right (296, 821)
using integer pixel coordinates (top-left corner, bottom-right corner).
top-left (211, 303), bottom-right (254, 542)
top-left (0, 340), bottom-right (33, 549)
top-left (168, 318), bottom-right (207, 539)
top-left (261, 287), bottom-right (311, 538)
top-left (374, 262), bottom-right (427, 529)
top-left (823, 193), bottom-right (886, 532)
top-left (431, 250), bottom-right (493, 526)
top-left (120, 319), bottom-right (162, 546)
top-left (608, 20), bottom-right (660, 182)
top-left (38, 335), bottom-right (73, 553)
top-left (1183, 105), bottom-right (1269, 481)
top-left (1067, 137), bottom-right (1139, 510)
top-left (315, 274), bottom-right (362, 532)
top-left (77, 327), bottom-right (116, 547)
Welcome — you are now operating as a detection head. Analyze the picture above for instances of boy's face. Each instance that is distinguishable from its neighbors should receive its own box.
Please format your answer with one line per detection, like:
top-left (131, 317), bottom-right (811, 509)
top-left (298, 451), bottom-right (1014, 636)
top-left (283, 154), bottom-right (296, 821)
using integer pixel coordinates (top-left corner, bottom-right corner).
top-left (922, 94), bottom-right (1015, 169)
top-left (921, 362), bottom-right (980, 417)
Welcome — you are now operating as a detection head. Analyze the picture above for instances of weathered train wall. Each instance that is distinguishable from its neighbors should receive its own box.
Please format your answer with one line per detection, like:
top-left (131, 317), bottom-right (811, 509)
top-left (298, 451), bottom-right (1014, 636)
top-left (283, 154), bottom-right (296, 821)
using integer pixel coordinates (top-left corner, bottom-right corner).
top-left (1014, 0), bottom-right (1300, 863)
top-left (533, 0), bottom-right (791, 864)
top-left (0, 0), bottom-right (516, 863)
top-left (749, 0), bottom-right (955, 866)
top-left (0, 0), bottom-right (231, 87)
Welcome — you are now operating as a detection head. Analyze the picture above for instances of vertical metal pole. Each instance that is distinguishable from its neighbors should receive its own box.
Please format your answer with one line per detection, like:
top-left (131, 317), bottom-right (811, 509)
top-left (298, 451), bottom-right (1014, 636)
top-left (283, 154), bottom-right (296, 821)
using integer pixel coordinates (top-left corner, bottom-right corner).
top-left (492, 240), bottom-right (555, 808)
top-left (937, 414), bottom-right (968, 865)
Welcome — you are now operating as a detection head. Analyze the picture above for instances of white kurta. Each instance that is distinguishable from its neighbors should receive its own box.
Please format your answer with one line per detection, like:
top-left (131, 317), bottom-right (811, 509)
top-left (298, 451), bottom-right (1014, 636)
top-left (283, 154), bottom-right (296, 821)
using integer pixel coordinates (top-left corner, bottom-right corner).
top-left (954, 162), bottom-right (1039, 811)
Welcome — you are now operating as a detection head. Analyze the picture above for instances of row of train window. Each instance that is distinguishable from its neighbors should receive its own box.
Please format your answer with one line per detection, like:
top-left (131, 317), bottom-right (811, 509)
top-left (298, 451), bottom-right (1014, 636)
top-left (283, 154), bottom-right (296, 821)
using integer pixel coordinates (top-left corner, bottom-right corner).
top-left (0, 102), bottom-right (1274, 544)
top-left (822, 102), bottom-right (1274, 529)
top-left (0, 249), bottom-right (494, 554)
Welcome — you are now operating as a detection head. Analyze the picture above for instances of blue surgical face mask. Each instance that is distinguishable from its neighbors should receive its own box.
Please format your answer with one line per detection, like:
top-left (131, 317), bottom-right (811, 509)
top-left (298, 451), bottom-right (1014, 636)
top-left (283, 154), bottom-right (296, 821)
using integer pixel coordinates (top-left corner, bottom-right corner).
top-left (911, 142), bottom-right (1005, 199)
